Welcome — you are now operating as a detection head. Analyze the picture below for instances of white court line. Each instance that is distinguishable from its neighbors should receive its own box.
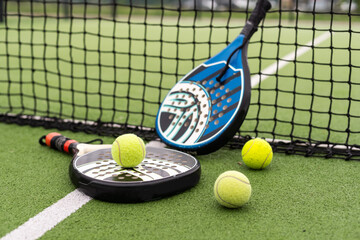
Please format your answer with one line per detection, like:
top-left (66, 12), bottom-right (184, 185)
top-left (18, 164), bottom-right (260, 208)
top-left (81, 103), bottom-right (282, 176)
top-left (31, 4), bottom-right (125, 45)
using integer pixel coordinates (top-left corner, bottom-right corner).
top-left (1, 190), bottom-right (92, 240)
top-left (0, 33), bottom-right (332, 240)
top-left (251, 31), bottom-right (331, 87)
top-left (0, 141), bottom-right (164, 240)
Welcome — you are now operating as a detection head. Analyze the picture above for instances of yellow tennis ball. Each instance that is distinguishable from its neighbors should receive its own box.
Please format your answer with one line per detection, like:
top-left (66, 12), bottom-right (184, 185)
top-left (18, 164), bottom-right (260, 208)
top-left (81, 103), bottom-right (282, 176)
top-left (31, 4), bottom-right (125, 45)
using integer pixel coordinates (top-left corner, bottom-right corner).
top-left (214, 171), bottom-right (251, 208)
top-left (241, 138), bottom-right (273, 169)
top-left (111, 134), bottom-right (146, 168)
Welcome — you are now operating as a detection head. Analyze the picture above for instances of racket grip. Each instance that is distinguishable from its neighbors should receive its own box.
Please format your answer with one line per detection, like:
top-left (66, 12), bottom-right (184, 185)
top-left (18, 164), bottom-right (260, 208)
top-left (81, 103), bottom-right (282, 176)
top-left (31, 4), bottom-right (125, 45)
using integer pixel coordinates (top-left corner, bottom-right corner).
top-left (39, 132), bottom-right (79, 154)
top-left (248, 0), bottom-right (271, 27)
top-left (240, 0), bottom-right (271, 40)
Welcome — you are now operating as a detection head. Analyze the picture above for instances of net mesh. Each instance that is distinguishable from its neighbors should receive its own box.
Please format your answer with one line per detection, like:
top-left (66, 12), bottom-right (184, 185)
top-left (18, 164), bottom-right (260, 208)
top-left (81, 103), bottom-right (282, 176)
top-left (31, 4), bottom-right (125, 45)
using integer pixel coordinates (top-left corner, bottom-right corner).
top-left (0, 0), bottom-right (359, 159)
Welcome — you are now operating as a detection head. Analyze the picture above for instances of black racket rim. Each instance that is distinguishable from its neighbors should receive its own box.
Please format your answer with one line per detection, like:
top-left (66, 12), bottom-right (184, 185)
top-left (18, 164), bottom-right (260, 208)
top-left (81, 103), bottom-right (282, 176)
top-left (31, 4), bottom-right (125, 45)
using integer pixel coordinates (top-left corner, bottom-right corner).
top-left (69, 147), bottom-right (201, 203)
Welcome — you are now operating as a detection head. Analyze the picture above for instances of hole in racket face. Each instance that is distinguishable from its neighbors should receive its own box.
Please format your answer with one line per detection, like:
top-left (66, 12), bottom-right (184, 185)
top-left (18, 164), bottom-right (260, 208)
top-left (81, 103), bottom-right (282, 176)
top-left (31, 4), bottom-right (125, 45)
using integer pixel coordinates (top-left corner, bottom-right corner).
top-left (73, 147), bottom-right (199, 183)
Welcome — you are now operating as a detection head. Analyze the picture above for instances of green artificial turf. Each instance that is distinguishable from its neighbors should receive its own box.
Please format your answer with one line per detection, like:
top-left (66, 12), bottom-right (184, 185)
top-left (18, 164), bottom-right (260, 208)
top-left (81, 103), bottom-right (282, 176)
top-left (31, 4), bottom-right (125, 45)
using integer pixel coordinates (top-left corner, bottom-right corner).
top-left (0, 123), bottom-right (114, 236)
top-left (0, 122), bottom-right (359, 240)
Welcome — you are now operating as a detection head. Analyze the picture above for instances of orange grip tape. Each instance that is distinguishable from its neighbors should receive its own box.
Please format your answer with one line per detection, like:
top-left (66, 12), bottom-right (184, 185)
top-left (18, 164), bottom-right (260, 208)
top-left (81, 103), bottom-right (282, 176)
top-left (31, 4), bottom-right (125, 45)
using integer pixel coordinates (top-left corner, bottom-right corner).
top-left (45, 132), bottom-right (61, 147)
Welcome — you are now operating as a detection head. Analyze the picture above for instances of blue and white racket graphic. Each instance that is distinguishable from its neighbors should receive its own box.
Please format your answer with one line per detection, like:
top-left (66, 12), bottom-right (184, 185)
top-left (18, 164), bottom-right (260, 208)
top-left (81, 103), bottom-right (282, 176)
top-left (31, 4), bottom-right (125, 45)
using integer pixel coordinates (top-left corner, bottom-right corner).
top-left (156, 0), bottom-right (271, 154)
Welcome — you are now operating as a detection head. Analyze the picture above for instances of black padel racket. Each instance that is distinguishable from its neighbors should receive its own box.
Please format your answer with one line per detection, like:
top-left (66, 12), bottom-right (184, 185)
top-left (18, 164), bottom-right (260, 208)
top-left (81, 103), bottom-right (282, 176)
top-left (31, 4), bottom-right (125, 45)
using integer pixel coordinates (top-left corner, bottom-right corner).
top-left (39, 132), bottom-right (201, 203)
top-left (156, 0), bottom-right (271, 154)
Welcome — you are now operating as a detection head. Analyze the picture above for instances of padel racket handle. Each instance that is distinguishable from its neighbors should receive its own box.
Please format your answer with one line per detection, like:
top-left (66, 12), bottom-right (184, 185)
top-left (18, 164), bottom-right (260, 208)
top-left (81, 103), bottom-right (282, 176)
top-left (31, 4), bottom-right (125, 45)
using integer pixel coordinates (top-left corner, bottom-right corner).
top-left (39, 132), bottom-right (79, 155)
top-left (241, 0), bottom-right (271, 38)
top-left (249, 0), bottom-right (271, 27)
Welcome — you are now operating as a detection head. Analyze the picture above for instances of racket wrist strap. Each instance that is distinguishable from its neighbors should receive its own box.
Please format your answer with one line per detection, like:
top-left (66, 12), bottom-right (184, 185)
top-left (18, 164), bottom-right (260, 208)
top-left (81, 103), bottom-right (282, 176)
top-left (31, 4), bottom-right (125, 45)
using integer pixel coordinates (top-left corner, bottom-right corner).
top-left (216, 42), bottom-right (246, 82)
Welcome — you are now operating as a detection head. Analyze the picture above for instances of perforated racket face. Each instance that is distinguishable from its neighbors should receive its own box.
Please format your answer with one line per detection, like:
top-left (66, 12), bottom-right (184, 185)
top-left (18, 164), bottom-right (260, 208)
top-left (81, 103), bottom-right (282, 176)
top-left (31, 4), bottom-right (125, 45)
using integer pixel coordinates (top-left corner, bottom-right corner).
top-left (72, 146), bottom-right (199, 184)
top-left (70, 146), bottom-right (200, 202)
top-left (156, 35), bottom-right (250, 153)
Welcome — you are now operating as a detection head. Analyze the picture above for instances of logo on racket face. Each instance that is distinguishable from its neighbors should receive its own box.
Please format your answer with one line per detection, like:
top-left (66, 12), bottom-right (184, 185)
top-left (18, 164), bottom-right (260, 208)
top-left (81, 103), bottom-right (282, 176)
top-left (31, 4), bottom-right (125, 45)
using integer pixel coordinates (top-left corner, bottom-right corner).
top-left (156, 61), bottom-right (244, 149)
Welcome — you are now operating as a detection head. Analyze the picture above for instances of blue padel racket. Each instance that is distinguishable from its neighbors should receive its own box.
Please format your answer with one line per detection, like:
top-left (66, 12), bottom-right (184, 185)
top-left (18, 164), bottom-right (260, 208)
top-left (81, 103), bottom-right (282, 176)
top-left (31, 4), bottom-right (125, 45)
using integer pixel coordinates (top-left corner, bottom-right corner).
top-left (156, 0), bottom-right (271, 154)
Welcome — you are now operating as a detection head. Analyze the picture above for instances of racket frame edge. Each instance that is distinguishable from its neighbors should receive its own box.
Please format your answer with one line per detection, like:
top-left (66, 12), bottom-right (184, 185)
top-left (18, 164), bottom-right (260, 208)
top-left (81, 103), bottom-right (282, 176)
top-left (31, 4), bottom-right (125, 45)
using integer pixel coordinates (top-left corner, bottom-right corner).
top-left (69, 147), bottom-right (201, 203)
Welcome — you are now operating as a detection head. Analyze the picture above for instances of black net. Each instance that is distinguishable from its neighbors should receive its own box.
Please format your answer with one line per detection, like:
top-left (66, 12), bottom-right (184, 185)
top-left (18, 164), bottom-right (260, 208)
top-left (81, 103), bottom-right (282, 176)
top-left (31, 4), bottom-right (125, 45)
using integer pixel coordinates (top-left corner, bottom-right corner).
top-left (0, 0), bottom-right (359, 159)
